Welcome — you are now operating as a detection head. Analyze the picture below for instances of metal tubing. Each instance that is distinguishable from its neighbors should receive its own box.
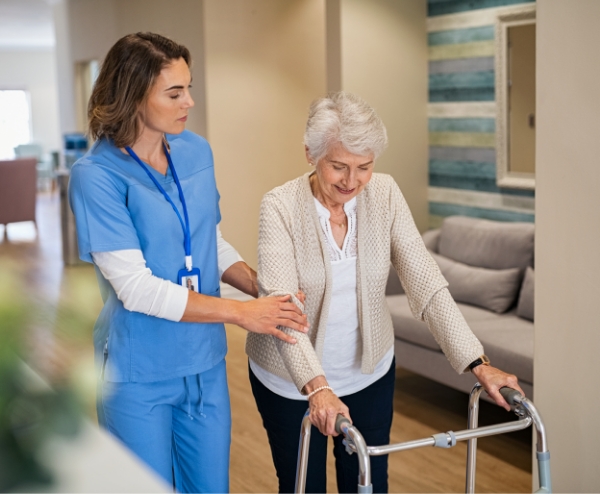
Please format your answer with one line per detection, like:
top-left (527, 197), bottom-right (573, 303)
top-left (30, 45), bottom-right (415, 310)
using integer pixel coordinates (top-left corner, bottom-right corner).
top-left (517, 397), bottom-right (551, 492)
top-left (294, 412), bottom-right (312, 494)
top-left (362, 418), bottom-right (530, 457)
top-left (466, 383), bottom-right (484, 494)
top-left (295, 390), bottom-right (551, 494)
top-left (453, 417), bottom-right (532, 442)
top-left (366, 437), bottom-right (436, 456)
top-left (515, 397), bottom-right (549, 453)
top-left (344, 425), bottom-right (372, 491)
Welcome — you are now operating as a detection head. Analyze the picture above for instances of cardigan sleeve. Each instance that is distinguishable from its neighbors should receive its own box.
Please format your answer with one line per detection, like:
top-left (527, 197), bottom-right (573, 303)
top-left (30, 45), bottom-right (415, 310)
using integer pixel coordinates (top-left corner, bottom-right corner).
top-left (388, 178), bottom-right (484, 373)
top-left (257, 193), bottom-right (326, 392)
top-left (389, 178), bottom-right (448, 320)
top-left (422, 288), bottom-right (484, 374)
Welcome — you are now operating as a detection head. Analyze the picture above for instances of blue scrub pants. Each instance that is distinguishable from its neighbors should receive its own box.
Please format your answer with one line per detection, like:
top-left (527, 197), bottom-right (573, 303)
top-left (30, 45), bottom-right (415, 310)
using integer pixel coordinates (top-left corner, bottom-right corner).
top-left (98, 359), bottom-right (231, 493)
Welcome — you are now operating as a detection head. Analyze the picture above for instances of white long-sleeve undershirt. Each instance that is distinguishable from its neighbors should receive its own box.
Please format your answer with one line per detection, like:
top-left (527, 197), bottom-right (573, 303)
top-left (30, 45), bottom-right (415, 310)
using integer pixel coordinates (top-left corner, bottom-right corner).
top-left (91, 226), bottom-right (243, 322)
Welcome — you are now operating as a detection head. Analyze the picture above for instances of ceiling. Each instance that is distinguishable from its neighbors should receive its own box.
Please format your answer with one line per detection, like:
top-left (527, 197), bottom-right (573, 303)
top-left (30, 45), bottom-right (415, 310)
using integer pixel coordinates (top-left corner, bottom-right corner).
top-left (0, 0), bottom-right (55, 49)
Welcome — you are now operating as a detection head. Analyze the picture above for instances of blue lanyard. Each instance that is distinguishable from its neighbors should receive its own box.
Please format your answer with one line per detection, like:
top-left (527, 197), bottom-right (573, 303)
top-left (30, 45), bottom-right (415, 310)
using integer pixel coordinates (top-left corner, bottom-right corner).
top-left (125, 143), bottom-right (193, 271)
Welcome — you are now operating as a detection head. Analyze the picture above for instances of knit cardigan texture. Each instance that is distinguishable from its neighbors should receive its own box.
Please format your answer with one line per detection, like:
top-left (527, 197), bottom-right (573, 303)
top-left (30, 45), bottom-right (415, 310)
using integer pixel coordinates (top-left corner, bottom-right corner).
top-left (245, 173), bottom-right (483, 392)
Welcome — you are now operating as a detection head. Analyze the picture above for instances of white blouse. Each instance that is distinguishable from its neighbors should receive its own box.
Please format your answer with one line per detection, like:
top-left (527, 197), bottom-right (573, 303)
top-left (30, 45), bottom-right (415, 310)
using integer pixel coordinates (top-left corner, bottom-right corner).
top-left (250, 197), bottom-right (394, 400)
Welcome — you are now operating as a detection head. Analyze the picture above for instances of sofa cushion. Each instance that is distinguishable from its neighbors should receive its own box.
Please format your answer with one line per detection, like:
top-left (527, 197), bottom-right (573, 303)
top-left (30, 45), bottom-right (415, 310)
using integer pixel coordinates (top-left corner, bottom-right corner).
top-left (422, 228), bottom-right (441, 253)
top-left (387, 294), bottom-right (500, 352)
top-left (517, 267), bottom-right (535, 321)
top-left (468, 316), bottom-right (534, 384)
top-left (431, 252), bottom-right (522, 313)
top-left (385, 266), bottom-right (405, 296)
top-left (387, 294), bottom-right (534, 384)
top-left (438, 216), bottom-right (534, 270)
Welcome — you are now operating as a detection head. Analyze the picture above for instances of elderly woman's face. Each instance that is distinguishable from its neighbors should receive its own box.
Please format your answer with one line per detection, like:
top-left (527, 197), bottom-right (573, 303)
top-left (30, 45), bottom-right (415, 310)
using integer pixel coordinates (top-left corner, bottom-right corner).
top-left (310, 142), bottom-right (374, 205)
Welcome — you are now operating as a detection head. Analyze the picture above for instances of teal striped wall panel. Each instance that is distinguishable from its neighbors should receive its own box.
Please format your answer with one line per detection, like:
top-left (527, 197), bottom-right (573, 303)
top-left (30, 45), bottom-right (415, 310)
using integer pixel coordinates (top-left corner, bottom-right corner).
top-left (429, 202), bottom-right (535, 223)
top-left (427, 0), bottom-right (535, 227)
top-left (429, 118), bottom-right (495, 133)
top-left (429, 160), bottom-right (535, 196)
top-left (428, 0), bottom-right (534, 17)
top-left (429, 57), bottom-right (494, 74)
top-left (430, 146), bottom-right (495, 162)
top-left (429, 71), bottom-right (495, 102)
top-left (428, 26), bottom-right (494, 45)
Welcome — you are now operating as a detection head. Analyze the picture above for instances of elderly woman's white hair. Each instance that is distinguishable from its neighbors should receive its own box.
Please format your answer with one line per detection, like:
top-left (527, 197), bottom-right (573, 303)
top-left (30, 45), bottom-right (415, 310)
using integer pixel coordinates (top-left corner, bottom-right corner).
top-left (304, 92), bottom-right (388, 163)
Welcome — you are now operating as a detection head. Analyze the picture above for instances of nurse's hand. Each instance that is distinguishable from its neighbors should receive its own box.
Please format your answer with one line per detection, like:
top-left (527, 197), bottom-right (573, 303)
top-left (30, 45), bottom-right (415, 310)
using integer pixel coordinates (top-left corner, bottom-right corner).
top-left (236, 295), bottom-right (309, 344)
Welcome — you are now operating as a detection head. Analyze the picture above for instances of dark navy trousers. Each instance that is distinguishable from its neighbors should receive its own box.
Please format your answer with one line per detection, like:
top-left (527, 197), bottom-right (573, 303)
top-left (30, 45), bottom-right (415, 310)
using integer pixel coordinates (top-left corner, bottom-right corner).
top-left (250, 358), bottom-right (395, 494)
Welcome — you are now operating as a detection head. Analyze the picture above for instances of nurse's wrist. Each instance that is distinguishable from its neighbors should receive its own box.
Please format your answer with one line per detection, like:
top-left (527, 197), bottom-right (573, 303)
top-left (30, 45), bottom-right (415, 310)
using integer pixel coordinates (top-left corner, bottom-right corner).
top-left (226, 299), bottom-right (245, 326)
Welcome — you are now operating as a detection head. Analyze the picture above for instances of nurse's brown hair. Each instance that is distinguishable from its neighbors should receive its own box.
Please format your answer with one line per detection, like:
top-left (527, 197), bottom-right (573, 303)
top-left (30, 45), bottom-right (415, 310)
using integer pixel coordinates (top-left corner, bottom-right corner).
top-left (88, 32), bottom-right (191, 148)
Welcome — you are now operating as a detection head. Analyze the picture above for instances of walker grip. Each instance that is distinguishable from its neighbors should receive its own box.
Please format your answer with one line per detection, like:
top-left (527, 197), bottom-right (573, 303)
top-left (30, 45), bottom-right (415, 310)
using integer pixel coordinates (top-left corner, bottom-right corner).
top-left (499, 387), bottom-right (523, 407)
top-left (335, 414), bottom-right (352, 434)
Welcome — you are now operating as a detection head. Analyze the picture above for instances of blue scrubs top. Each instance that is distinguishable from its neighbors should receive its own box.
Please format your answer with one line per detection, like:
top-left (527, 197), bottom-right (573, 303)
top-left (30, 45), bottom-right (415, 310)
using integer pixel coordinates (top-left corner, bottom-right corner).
top-left (69, 131), bottom-right (227, 382)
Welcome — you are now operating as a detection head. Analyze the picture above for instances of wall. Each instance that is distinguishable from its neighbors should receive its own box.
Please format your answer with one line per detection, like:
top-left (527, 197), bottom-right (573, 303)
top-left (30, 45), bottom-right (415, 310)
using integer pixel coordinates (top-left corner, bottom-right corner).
top-left (53, 0), bottom-right (207, 138)
top-left (535, 0), bottom-right (600, 490)
top-left (113, 0), bottom-right (207, 138)
top-left (204, 0), bottom-right (327, 266)
top-left (55, 0), bottom-right (430, 262)
top-left (0, 49), bottom-right (61, 156)
top-left (426, 0), bottom-right (535, 228)
top-left (339, 0), bottom-right (429, 232)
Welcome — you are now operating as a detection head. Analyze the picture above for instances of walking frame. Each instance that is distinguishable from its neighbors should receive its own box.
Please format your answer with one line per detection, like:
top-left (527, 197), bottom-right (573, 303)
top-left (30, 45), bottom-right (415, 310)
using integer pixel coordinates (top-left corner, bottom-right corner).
top-left (295, 384), bottom-right (551, 493)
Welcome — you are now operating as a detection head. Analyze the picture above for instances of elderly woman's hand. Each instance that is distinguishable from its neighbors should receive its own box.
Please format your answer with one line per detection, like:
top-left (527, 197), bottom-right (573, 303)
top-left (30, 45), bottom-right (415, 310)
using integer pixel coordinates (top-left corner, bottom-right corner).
top-left (304, 376), bottom-right (351, 436)
top-left (472, 365), bottom-right (524, 411)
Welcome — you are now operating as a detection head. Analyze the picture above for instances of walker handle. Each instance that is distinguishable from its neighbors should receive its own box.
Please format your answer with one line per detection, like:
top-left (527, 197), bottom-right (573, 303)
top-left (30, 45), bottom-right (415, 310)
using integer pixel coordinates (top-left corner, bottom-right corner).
top-left (335, 414), bottom-right (352, 434)
top-left (499, 387), bottom-right (523, 407)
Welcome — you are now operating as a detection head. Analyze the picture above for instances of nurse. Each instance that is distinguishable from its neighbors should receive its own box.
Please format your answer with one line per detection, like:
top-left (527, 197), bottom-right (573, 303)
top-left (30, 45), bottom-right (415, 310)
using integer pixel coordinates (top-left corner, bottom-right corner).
top-left (68, 32), bottom-right (308, 493)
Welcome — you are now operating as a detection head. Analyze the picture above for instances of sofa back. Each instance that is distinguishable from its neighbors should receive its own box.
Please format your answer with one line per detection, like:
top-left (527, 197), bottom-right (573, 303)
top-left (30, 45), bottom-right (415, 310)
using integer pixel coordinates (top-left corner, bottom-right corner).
top-left (437, 216), bottom-right (534, 270)
top-left (0, 158), bottom-right (37, 226)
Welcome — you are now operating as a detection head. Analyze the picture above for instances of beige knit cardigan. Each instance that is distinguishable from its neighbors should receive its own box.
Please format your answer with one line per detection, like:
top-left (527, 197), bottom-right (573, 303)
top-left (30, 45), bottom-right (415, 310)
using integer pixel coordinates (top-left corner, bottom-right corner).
top-left (245, 172), bottom-right (483, 392)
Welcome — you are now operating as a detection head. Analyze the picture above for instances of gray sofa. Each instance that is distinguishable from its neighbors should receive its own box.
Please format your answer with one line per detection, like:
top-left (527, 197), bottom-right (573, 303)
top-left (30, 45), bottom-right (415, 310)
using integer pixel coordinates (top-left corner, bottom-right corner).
top-left (387, 216), bottom-right (535, 399)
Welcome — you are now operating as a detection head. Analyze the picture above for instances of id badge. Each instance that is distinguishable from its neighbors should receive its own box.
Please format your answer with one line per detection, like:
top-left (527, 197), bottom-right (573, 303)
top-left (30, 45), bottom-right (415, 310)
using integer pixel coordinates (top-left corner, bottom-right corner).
top-left (178, 267), bottom-right (201, 293)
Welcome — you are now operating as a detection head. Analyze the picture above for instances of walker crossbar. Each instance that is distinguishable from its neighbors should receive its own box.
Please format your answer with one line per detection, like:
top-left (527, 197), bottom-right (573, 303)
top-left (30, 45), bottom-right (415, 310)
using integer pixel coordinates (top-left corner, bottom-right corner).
top-left (294, 386), bottom-right (551, 494)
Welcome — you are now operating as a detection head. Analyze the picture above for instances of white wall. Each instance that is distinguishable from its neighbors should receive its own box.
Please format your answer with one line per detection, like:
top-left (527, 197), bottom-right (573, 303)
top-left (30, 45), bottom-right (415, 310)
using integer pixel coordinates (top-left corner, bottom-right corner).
top-left (339, 0), bottom-right (429, 231)
top-left (113, 0), bottom-right (207, 138)
top-left (53, 0), bottom-right (207, 139)
top-left (535, 0), bottom-right (600, 491)
top-left (204, 0), bottom-right (327, 266)
top-left (53, 0), bottom-right (429, 262)
top-left (0, 49), bottom-right (61, 155)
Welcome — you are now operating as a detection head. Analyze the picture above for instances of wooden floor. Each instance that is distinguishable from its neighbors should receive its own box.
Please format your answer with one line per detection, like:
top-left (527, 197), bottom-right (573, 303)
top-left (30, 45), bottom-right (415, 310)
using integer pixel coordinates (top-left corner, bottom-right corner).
top-left (1, 192), bottom-right (532, 493)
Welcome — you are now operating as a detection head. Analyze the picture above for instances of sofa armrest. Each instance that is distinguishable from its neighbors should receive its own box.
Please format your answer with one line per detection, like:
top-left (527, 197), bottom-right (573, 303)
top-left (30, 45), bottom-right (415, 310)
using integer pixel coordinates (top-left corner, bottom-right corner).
top-left (386, 265), bottom-right (404, 295)
top-left (422, 228), bottom-right (441, 253)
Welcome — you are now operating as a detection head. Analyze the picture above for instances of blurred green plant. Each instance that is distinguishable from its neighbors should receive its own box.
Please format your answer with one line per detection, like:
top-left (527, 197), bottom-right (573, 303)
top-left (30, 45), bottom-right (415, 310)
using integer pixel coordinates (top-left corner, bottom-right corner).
top-left (0, 263), bottom-right (84, 492)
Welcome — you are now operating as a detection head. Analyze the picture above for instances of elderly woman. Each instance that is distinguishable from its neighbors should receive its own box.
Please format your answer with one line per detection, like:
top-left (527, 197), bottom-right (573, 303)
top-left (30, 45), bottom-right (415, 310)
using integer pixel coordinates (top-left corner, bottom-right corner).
top-left (246, 92), bottom-right (523, 493)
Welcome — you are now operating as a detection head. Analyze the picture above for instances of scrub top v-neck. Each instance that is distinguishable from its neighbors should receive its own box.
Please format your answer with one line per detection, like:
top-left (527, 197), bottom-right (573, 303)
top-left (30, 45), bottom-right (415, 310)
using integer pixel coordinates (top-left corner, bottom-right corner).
top-left (69, 130), bottom-right (227, 382)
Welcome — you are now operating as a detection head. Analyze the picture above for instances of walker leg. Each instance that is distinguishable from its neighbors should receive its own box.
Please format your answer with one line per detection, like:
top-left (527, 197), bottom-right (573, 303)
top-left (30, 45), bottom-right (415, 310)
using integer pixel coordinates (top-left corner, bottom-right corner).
top-left (465, 383), bottom-right (483, 493)
top-left (294, 411), bottom-right (312, 494)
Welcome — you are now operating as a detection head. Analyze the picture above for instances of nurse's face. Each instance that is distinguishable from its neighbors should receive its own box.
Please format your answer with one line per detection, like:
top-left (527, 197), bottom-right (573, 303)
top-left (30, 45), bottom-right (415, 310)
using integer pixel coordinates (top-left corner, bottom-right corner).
top-left (139, 57), bottom-right (194, 136)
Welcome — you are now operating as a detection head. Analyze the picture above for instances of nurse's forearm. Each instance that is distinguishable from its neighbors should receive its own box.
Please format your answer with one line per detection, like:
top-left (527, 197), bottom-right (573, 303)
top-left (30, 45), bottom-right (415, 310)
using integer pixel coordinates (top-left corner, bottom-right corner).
top-left (221, 261), bottom-right (258, 298)
top-left (181, 291), bottom-right (309, 344)
top-left (181, 292), bottom-right (245, 324)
